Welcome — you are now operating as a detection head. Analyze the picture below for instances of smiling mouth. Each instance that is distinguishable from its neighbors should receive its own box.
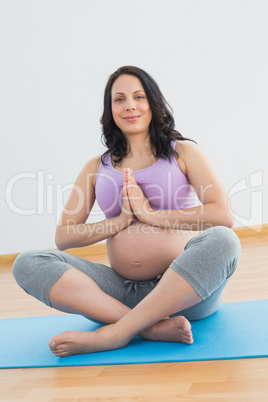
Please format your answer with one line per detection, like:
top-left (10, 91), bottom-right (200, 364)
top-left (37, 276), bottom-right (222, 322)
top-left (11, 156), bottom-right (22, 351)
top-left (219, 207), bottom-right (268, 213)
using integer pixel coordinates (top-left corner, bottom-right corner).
top-left (123, 116), bottom-right (141, 122)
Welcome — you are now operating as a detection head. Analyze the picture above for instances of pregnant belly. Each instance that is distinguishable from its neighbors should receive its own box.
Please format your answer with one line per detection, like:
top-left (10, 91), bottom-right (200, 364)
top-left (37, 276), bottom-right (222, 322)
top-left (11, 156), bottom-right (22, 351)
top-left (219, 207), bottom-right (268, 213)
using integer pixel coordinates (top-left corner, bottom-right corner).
top-left (106, 222), bottom-right (198, 281)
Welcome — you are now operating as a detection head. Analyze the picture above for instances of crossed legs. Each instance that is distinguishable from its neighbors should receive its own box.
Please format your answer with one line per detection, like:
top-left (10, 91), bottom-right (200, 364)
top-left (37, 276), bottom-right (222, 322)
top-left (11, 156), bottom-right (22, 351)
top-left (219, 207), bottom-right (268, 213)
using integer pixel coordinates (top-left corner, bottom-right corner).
top-left (12, 226), bottom-right (241, 357)
top-left (48, 266), bottom-right (200, 356)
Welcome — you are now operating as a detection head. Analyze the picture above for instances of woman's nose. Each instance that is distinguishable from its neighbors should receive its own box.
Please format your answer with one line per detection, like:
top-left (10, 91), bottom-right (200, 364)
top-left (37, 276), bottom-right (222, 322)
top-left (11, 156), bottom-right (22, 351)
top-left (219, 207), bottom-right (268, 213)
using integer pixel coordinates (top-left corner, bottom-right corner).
top-left (125, 99), bottom-right (136, 111)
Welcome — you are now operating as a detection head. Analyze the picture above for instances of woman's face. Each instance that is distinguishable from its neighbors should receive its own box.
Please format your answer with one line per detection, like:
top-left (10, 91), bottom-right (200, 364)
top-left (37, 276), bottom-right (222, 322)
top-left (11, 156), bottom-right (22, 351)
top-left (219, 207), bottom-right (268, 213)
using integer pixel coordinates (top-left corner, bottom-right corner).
top-left (111, 74), bottom-right (152, 137)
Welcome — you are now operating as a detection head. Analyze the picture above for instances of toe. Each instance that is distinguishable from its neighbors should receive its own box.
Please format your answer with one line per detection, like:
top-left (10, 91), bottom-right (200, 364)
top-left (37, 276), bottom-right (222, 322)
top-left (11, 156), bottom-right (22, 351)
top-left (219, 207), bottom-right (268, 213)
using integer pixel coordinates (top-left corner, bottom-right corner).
top-left (49, 339), bottom-right (57, 351)
top-left (182, 320), bottom-right (191, 333)
top-left (55, 349), bottom-right (69, 357)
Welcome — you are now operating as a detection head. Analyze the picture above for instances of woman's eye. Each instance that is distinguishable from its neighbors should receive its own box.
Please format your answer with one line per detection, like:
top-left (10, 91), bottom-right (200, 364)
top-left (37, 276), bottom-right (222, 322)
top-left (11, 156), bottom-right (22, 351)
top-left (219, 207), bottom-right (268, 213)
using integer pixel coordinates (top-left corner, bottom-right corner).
top-left (114, 95), bottom-right (144, 102)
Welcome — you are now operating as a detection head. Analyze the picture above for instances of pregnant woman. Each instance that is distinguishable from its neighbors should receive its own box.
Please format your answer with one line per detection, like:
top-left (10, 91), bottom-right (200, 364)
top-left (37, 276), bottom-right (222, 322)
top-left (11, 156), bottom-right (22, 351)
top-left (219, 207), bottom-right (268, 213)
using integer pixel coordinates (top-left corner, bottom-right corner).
top-left (12, 66), bottom-right (241, 357)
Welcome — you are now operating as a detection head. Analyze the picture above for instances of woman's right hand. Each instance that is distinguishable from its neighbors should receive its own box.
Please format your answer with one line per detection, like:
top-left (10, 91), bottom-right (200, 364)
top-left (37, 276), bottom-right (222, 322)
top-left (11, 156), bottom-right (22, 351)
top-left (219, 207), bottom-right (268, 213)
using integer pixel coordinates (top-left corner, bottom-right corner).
top-left (120, 168), bottom-right (135, 226)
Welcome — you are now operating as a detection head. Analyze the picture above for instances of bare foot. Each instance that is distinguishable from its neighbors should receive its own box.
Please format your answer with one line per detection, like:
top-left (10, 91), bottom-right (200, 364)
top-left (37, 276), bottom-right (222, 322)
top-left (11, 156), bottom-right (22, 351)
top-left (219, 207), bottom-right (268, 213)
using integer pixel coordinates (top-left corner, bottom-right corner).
top-left (49, 324), bottom-right (128, 357)
top-left (49, 316), bottom-right (193, 357)
top-left (140, 316), bottom-right (194, 344)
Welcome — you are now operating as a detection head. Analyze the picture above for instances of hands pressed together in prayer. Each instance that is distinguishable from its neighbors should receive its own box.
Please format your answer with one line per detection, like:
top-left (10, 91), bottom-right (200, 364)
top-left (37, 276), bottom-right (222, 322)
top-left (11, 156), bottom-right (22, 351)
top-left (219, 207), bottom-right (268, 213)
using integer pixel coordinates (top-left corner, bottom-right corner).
top-left (120, 168), bottom-right (153, 224)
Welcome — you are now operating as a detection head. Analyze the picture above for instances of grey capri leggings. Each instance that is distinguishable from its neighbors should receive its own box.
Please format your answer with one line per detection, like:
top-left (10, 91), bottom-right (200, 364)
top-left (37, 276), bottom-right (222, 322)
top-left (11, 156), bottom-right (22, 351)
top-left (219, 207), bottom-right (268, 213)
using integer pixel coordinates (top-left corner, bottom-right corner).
top-left (12, 226), bottom-right (241, 322)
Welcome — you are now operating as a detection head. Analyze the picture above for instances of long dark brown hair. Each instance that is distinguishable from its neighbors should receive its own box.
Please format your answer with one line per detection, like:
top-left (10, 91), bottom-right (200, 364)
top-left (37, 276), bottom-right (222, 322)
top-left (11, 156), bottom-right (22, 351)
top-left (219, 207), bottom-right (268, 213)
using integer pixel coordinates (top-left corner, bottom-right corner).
top-left (100, 66), bottom-right (195, 166)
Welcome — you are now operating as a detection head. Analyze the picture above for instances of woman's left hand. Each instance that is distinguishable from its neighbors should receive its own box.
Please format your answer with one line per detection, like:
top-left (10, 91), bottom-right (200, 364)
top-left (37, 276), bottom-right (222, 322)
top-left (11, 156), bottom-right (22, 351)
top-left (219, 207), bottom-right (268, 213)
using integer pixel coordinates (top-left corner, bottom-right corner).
top-left (126, 168), bottom-right (153, 222)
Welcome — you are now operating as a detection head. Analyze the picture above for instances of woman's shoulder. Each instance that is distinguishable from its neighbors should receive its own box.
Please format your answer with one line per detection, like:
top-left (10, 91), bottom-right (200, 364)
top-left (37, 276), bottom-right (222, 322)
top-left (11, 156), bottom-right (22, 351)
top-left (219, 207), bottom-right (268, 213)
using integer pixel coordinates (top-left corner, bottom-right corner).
top-left (174, 139), bottom-right (217, 180)
top-left (174, 139), bottom-right (200, 157)
top-left (174, 140), bottom-right (200, 176)
top-left (77, 155), bottom-right (102, 185)
top-left (65, 155), bottom-right (102, 197)
top-left (80, 154), bottom-right (102, 172)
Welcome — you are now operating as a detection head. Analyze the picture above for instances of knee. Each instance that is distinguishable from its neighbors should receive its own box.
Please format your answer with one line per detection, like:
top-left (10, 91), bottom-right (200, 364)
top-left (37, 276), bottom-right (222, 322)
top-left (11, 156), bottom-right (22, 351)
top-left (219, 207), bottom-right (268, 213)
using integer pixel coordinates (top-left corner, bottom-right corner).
top-left (211, 226), bottom-right (241, 261)
top-left (12, 250), bottom-right (37, 288)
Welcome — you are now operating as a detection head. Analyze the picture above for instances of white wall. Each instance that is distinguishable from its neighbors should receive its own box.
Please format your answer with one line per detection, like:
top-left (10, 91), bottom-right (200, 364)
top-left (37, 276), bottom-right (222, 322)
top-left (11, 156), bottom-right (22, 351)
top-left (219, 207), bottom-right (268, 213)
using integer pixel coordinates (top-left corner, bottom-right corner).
top-left (1, 0), bottom-right (267, 254)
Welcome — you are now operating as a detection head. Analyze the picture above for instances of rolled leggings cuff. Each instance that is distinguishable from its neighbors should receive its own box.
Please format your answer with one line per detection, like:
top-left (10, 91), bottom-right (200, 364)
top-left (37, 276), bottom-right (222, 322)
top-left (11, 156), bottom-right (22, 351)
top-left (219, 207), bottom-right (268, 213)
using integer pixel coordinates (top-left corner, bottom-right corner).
top-left (42, 264), bottom-right (74, 306)
top-left (170, 261), bottom-right (210, 300)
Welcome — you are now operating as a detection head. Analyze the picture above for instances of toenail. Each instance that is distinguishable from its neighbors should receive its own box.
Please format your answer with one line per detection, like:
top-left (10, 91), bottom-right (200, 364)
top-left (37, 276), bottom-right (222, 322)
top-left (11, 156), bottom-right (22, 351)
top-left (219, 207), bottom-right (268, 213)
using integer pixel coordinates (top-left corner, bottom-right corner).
top-left (50, 341), bottom-right (56, 348)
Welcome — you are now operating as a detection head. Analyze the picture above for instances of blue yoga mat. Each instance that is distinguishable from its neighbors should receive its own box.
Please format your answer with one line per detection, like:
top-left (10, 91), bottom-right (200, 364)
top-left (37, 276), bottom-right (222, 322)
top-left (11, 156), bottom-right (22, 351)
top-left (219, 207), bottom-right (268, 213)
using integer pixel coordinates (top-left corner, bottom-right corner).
top-left (1, 300), bottom-right (268, 369)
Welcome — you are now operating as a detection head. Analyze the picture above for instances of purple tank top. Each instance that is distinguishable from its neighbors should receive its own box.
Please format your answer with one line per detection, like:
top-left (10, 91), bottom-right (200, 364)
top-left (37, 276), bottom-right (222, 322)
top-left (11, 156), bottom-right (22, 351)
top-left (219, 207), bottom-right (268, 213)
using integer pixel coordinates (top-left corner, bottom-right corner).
top-left (95, 140), bottom-right (199, 219)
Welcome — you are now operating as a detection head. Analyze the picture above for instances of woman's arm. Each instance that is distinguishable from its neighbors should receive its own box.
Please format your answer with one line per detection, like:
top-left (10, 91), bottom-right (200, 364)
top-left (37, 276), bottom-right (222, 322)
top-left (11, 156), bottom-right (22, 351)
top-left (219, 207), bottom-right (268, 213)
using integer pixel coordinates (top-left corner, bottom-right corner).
top-left (127, 141), bottom-right (234, 231)
top-left (55, 156), bottom-right (133, 251)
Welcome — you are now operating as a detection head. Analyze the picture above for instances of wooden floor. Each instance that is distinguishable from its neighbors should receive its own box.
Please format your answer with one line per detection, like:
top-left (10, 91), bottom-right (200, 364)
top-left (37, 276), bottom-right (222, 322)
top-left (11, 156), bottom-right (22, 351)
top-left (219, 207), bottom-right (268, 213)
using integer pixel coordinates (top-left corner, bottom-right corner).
top-left (1, 234), bottom-right (268, 401)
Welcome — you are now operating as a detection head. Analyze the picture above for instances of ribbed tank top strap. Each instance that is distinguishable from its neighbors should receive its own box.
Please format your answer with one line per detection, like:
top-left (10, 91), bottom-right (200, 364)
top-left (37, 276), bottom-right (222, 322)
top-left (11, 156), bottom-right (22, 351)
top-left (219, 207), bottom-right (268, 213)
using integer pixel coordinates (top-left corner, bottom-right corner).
top-left (170, 138), bottom-right (177, 149)
top-left (170, 138), bottom-right (178, 163)
top-left (95, 153), bottom-right (113, 188)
